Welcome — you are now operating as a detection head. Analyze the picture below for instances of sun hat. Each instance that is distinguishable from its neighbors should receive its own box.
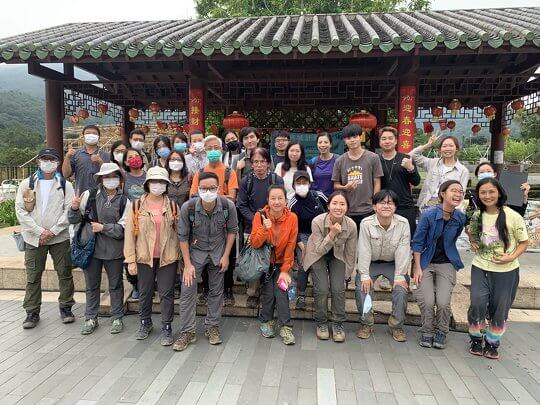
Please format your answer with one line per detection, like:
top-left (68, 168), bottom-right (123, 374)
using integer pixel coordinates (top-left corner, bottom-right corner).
top-left (144, 166), bottom-right (170, 184)
top-left (93, 162), bottom-right (124, 181)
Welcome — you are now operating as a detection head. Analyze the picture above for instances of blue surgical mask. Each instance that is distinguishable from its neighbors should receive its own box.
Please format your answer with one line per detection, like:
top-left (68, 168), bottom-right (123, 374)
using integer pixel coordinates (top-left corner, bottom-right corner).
top-left (174, 142), bottom-right (187, 152)
top-left (478, 172), bottom-right (495, 181)
top-left (157, 147), bottom-right (171, 159)
top-left (207, 150), bottom-right (222, 162)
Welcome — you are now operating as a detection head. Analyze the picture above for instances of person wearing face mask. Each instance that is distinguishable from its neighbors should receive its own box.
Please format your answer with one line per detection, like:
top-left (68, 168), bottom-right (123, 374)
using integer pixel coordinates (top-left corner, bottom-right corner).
top-left (172, 133), bottom-right (189, 154)
top-left (62, 125), bottom-right (110, 194)
top-left (129, 129), bottom-right (151, 170)
top-left (152, 136), bottom-right (172, 168)
top-left (124, 167), bottom-right (180, 346)
top-left (110, 140), bottom-right (128, 171)
top-left (185, 130), bottom-right (208, 175)
top-left (173, 172), bottom-right (238, 352)
top-left (166, 151), bottom-right (190, 207)
top-left (287, 171), bottom-right (327, 310)
top-left (68, 163), bottom-right (129, 335)
top-left (123, 148), bottom-right (147, 202)
top-left (16, 148), bottom-right (76, 329)
top-left (221, 129), bottom-right (242, 170)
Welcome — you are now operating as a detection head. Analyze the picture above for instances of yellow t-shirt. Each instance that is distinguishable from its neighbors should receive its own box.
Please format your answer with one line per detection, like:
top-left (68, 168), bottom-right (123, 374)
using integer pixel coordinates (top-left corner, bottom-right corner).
top-left (471, 206), bottom-right (529, 272)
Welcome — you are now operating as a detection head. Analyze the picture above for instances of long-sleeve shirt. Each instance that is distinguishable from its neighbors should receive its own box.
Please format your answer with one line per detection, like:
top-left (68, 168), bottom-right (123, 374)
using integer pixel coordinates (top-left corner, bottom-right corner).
top-left (357, 214), bottom-right (411, 282)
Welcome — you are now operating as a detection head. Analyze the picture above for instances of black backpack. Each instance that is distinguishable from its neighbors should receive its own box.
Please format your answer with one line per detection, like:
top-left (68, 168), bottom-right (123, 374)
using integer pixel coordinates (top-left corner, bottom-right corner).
top-left (246, 172), bottom-right (278, 195)
top-left (28, 172), bottom-right (66, 195)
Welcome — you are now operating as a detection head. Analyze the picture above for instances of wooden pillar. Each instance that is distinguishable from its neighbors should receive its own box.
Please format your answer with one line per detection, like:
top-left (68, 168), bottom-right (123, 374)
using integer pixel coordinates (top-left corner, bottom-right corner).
top-left (122, 107), bottom-right (134, 143)
top-left (188, 77), bottom-right (205, 133)
top-left (45, 80), bottom-right (64, 156)
top-left (490, 103), bottom-right (505, 174)
top-left (397, 78), bottom-right (417, 154)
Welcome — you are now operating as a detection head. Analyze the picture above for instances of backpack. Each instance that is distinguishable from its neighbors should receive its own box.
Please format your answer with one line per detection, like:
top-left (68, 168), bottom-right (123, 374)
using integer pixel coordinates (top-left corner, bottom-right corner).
top-left (246, 172), bottom-right (278, 196)
top-left (187, 196), bottom-right (230, 225)
top-left (70, 189), bottom-right (98, 269)
top-left (28, 172), bottom-right (66, 195)
top-left (132, 197), bottom-right (178, 237)
top-left (23, 172), bottom-right (66, 212)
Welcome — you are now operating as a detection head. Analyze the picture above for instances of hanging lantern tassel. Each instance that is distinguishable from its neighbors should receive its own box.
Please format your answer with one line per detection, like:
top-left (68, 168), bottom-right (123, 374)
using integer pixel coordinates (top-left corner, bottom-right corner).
top-left (471, 124), bottom-right (481, 136)
top-left (502, 127), bottom-right (511, 138)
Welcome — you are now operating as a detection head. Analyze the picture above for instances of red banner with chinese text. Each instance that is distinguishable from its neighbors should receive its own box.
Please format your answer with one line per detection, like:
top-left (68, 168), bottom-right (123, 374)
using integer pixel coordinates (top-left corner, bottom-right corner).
top-left (397, 85), bottom-right (416, 153)
top-left (188, 87), bottom-right (204, 133)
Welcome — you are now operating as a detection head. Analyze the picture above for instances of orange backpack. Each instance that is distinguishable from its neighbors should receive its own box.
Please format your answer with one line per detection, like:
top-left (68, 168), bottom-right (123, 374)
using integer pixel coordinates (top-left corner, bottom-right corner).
top-left (132, 197), bottom-right (178, 236)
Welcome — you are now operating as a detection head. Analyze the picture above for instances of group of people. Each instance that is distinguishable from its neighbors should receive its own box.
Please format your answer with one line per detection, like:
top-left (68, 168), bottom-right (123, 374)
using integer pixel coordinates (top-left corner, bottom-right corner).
top-left (15, 122), bottom-right (530, 360)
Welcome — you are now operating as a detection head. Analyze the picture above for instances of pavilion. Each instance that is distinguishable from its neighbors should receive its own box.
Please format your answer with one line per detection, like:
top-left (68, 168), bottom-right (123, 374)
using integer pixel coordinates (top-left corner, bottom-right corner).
top-left (0, 7), bottom-right (539, 169)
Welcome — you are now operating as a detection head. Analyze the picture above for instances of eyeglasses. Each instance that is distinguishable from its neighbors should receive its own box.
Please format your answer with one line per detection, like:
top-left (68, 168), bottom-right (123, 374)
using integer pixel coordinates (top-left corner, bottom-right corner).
top-left (199, 186), bottom-right (218, 193)
top-left (377, 201), bottom-right (395, 206)
top-left (252, 160), bottom-right (267, 165)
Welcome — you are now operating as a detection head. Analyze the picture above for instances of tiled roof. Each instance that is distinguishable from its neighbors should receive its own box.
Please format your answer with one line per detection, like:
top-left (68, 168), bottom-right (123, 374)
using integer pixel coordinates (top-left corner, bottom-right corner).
top-left (1, 7), bottom-right (539, 61)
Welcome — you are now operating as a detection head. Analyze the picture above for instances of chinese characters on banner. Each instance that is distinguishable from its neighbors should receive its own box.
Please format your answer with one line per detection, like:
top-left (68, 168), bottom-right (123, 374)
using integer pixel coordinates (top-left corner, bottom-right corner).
top-left (188, 87), bottom-right (204, 132)
top-left (397, 85), bottom-right (417, 154)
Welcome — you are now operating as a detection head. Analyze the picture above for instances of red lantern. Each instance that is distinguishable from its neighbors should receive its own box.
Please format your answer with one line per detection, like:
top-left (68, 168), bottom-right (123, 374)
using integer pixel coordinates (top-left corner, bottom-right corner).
top-left (448, 99), bottom-right (461, 116)
top-left (502, 127), bottom-right (511, 137)
top-left (423, 121), bottom-right (434, 134)
top-left (447, 120), bottom-right (456, 131)
top-left (483, 105), bottom-right (497, 121)
top-left (471, 124), bottom-right (481, 135)
top-left (149, 102), bottom-right (161, 116)
top-left (97, 103), bottom-right (108, 117)
top-left (431, 106), bottom-right (443, 119)
top-left (223, 111), bottom-right (249, 131)
top-left (156, 120), bottom-right (168, 131)
top-left (78, 109), bottom-right (89, 120)
top-left (128, 108), bottom-right (139, 122)
top-left (511, 99), bottom-right (525, 112)
top-left (210, 124), bottom-right (218, 135)
top-left (349, 110), bottom-right (377, 131)
top-left (69, 114), bottom-right (80, 125)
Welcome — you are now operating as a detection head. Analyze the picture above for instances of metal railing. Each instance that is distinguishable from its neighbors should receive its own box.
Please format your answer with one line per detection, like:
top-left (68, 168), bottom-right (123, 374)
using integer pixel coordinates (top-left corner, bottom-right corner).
top-left (0, 165), bottom-right (38, 182)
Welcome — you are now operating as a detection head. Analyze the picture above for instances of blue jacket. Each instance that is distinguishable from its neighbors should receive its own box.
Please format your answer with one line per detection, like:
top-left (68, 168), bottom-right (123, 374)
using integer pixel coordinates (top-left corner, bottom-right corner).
top-left (412, 205), bottom-right (466, 271)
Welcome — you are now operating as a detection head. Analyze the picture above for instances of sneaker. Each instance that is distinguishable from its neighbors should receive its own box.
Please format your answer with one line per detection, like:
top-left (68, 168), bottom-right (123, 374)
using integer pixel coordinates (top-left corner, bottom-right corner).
top-left (110, 318), bottom-right (124, 334)
top-left (224, 291), bottom-right (235, 307)
top-left (81, 318), bottom-right (98, 335)
top-left (246, 296), bottom-right (259, 309)
top-left (379, 277), bottom-right (391, 290)
top-left (22, 312), bottom-right (40, 329)
top-left (469, 337), bottom-right (484, 356)
top-left (135, 320), bottom-right (153, 340)
top-left (483, 342), bottom-right (499, 360)
top-left (260, 320), bottom-right (276, 338)
top-left (332, 323), bottom-right (346, 343)
top-left (316, 324), bottom-right (330, 340)
top-left (419, 334), bottom-right (433, 348)
top-left (173, 331), bottom-right (196, 352)
top-left (356, 325), bottom-right (372, 339)
top-left (391, 328), bottom-right (407, 342)
top-left (131, 288), bottom-right (140, 300)
top-left (280, 325), bottom-right (295, 345)
top-left (433, 332), bottom-right (447, 349)
top-left (60, 307), bottom-right (75, 324)
top-left (161, 324), bottom-right (173, 346)
top-left (295, 295), bottom-right (306, 310)
top-left (197, 291), bottom-right (208, 305)
top-left (205, 326), bottom-right (223, 345)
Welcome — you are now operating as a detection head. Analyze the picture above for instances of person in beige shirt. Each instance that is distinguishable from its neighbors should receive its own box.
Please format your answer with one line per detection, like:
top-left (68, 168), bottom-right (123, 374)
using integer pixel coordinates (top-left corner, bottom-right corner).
top-left (356, 190), bottom-right (411, 342)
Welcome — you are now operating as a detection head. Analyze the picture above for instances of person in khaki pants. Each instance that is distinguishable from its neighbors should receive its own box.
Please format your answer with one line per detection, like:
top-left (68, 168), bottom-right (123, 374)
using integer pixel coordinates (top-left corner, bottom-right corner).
top-left (15, 148), bottom-right (76, 329)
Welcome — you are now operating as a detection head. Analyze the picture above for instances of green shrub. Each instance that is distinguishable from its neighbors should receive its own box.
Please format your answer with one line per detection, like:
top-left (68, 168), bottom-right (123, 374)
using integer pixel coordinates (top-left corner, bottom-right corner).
top-left (0, 199), bottom-right (18, 227)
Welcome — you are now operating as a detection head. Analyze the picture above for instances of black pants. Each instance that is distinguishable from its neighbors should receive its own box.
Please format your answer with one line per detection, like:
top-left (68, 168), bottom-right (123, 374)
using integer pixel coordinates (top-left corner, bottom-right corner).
top-left (259, 265), bottom-right (292, 328)
top-left (396, 206), bottom-right (417, 238)
top-left (84, 258), bottom-right (124, 320)
top-left (137, 259), bottom-right (176, 326)
top-left (125, 264), bottom-right (138, 289)
top-left (202, 240), bottom-right (236, 293)
top-left (350, 211), bottom-right (375, 234)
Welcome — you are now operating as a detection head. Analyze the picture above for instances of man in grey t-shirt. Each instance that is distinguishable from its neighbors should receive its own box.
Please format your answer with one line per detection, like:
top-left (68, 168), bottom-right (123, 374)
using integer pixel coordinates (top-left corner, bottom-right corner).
top-left (332, 124), bottom-right (383, 230)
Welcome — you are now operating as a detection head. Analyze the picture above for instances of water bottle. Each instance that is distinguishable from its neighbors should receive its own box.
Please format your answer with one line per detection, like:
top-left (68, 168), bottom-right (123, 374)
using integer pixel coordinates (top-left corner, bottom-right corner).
top-left (288, 284), bottom-right (297, 301)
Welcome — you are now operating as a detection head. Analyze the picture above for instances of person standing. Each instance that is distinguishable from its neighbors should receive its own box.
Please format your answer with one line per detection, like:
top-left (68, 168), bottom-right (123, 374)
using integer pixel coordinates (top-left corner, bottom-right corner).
top-left (110, 140), bottom-right (128, 170)
top-left (16, 148), bottom-right (76, 329)
top-left (128, 128), bottom-right (151, 170)
top-left (272, 130), bottom-right (290, 166)
top-left (236, 127), bottom-right (260, 179)
top-left (173, 172), bottom-right (238, 351)
top-left (222, 129), bottom-right (242, 170)
top-left (332, 124), bottom-right (383, 231)
top-left (274, 141), bottom-right (313, 200)
top-left (185, 130), bottom-right (208, 175)
top-left (151, 135), bottom-right (172, 168)
top-left (166, 151), bottom-right (190, 207)
top-left (62, 125), bottom-right (109, 193)
top-left (310, 131), bottom-right (338, 198)
top-left (467, 178), bottom-right (529, 360)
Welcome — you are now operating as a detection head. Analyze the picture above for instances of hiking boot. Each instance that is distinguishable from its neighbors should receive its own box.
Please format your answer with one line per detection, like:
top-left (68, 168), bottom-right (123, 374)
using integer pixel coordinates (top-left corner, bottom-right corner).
top-left (419, 334), bottom-right (433, 348)
top-left (161, 324), bottom-right (173, 346)
top-left (110, 318), bottom-right (124, 334)
top-left (22, 312), bottom-right (40, 329)
top-left (316, 324), bottom-right (330, 340)
top-left (469, 337), bottom-right (484, 356)
top-left (81, 318), bottom-right (98, 335)
top-left (246, 296), bottom-right (259, 308)
top-left (356, 325), bottom-right (372, 339)
top-left (280, 326), bottom-right (295, 345)
top-left (205, 326), bottom-right (223, 345)
top-left (391, 328), bottom-right (407, 342)
top-left (433, 331), bottom-right (447, 349)
top-left (135, 319), bottom-right (153, 340)
top-left (483, 342), bottom-right (499, 360)
top-left (332, 323), bottom-right (346, 343)
top-left (260, 320), bottom-right (276, 338)
top-left (197, 291), bottom-right (208, 305)
top-left (60, 307), bottom-right (75, 324)
top-left (224, 291), bottom-right (235, 307)
top-left (173, 331), bottom-right (196, 352)
top-left (295, 295), bottom-right (306, 310)
top-left (379, 277), bottom-right (391, 290)
top-left (131, 288), bottom-right (140, 300)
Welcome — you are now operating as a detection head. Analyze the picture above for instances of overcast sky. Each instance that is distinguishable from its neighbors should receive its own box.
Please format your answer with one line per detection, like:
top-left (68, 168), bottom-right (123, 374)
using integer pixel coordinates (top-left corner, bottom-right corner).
top-left (0, 0), bottom-right (539, 38)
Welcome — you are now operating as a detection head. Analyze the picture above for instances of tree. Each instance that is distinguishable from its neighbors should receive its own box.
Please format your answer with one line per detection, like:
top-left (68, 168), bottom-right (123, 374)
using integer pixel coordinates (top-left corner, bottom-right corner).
top-left (520, 113), bottom-right (540, 140)
top-left (196, 0), bottom-right (430, 18)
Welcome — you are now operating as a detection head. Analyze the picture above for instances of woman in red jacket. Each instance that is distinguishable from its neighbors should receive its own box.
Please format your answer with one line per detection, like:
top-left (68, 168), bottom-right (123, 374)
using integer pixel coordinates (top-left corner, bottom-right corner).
top-left (251, 185), bottom-right (298, 345)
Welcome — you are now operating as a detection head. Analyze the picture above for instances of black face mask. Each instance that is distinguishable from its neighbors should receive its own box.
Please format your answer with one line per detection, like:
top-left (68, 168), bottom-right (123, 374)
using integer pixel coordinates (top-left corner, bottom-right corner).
top-left (226, 141), bottom-right (240, 152)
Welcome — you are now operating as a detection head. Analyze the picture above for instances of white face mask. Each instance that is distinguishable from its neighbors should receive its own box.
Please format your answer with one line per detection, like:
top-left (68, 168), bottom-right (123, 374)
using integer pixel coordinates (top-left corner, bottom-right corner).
top-left (113, 152), bottom-right (124, 163)
top-left (199, 189), bottom-right (218, 203)
top-left (39, 160), bottom-right (58, 174)
top-left (193, 141), bottom-right (204, 153)
top-left (169, 160), bottom-right (184, 171)
top-left (477, 172), bottom-right (495, 181)
top-left (295, 184), bottom-right (310, 198)
top-left (131, 140), bottom-right (144, 151)
top-left (149, 183), bottom-right (167, 196)
top-left (84, 134), bottom-right (99, 145)
top-left (102, 178), bottom-right (120, 190)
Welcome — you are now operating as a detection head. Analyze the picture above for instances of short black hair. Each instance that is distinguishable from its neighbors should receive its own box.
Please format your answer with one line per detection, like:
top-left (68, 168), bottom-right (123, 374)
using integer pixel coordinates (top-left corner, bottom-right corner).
top-left (199, 171), bottom-right (219, 185)
top-left (275, 130), bottom-right (290, 140)
top-left (172, 132), bottom-right (188, 144)
top-left (239, 126), bottom-right (259, 142)
top-left (166, 150), bottom-right (188, 178)
top-left (130, 128), bottom-right (146, 139)
top-left (82, 124), bottom-right (100, 136)
top-left (122, 147), bottom-right (143, 172)
top-left (316, 131), bottom-right (332, 144)
top-left (474, 161), bottom-right (495, 177)
top-left (372, 189), bottom-right (399, 206)
top-left (252, 147), bottom-right (272, 163)
top-left (342, 124), bottom-right (361, 139)
top-left (153, 135), bottom-right (172, 153)
top-left (110, 140), bottom-right (129, 166)
top-left (267, 184), bottom-right (287, 200)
